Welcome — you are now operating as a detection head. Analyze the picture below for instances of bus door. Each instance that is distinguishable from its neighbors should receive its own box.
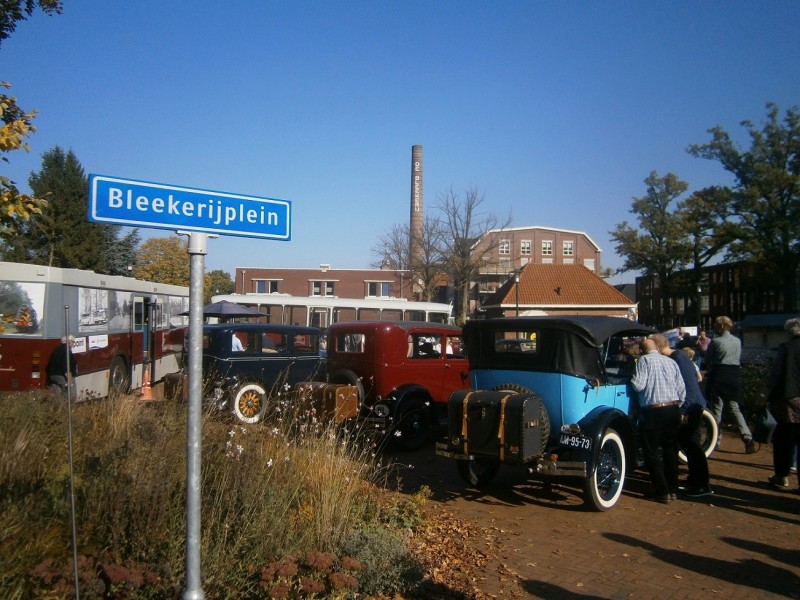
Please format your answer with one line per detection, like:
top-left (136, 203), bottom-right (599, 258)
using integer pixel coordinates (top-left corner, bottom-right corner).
top-left (132, 296), bottom-right (159, 381)
top-left (309, 307), bottom-right (328, 328)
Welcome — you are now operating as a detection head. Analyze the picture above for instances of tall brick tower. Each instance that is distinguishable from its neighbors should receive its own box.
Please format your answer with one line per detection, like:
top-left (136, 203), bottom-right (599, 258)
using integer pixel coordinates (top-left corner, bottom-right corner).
top-left (409, 145), bottom-right (423, 272)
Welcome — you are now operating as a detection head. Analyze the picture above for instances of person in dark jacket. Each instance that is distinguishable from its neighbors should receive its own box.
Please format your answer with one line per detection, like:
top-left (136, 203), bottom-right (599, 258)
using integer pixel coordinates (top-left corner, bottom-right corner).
top-left (763, 317), bottom-right (800, 491)
top-left (45, 335), bottom-right (78, 396)
top-left (653, 334), bottom-right (713, 497)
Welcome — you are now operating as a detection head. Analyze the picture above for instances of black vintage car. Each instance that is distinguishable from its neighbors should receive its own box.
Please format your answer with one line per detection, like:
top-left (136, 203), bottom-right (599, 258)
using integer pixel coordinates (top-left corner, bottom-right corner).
top-left (437, 316), bottom-right (719, 511)
top-left (201, 323), bottom-right (325, 423)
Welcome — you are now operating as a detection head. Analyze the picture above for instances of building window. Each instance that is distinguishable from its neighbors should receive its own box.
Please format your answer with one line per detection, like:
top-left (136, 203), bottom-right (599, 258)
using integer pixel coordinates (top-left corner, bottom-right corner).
top-left (542, 240), bottom-right (553, 256)
top-left (312, 281), bottom-right (335, 297)
top-left (367, 281), bottom-right (391, 298)
top-left (520, 240), bottom-right (531, 255)
top-left (499, 240), bottom-right (510, 255)
top-left (563, 241), bottom-right (574, 256)
top-left (255, 280), bottom-right (279, 294)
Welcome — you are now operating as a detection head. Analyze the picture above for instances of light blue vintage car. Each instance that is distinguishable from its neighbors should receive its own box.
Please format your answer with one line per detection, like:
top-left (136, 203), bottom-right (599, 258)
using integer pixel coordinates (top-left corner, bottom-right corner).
top-left (437, 316), bottom-right (718, 511)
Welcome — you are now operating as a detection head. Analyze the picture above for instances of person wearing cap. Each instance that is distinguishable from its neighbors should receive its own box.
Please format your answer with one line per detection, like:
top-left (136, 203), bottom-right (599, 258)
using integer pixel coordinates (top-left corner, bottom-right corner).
top-left (46, 335), bottom-right (78, 396)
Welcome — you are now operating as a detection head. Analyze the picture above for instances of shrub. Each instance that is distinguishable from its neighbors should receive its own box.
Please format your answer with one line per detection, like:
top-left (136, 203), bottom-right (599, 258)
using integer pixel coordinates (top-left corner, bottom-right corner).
top-left (0, 390), bottom-right (428, 598)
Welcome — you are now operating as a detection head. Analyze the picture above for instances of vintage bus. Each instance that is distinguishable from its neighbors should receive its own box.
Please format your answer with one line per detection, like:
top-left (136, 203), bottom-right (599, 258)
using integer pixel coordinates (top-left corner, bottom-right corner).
top-left (0, 261), bottom-right (189, 398)
top-left (209, 293), bottom-right (454, 328)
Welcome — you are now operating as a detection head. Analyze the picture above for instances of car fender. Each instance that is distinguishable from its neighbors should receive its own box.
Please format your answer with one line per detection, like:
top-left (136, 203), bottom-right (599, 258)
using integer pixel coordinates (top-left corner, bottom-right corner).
top-left (387, 383), bottom-right (434, 418)
top-left (573, 406), bottom-right (637, 473)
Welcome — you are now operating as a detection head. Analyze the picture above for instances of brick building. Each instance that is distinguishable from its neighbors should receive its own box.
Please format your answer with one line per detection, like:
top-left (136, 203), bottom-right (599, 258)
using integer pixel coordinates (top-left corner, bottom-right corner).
top-left (636, 260), bottom-right (795, 330)
top-left (471, 226), bottom-right (603, 314)
top-left (236, 264), bottom-right (422, 301)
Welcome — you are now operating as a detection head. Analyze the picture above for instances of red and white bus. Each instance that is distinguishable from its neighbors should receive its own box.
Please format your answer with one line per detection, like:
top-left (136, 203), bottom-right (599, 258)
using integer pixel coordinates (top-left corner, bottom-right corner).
top-left (0, 261), bottom-right (189, 398)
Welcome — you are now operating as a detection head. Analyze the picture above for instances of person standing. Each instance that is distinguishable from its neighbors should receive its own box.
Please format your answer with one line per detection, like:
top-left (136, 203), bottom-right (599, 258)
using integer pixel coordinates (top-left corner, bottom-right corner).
top-left (45, 335), bottom-right (78, 396)
top-left (653, 334), bottom-right (713, 497)
top-left (763, 317), bottom-right (800, 491)
top-left (632, 337), bottom-right (687, 504)
top-left (695, 330), bottom-right (711, 369)
top-left (705, 316), bottom-right (757, 453)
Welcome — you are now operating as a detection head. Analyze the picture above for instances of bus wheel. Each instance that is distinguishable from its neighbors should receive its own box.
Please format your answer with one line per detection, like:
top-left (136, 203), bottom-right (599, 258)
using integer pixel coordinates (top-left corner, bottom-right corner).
top-left (233, 383), bottom-right (268, 424)
top-left (109, 356), bottom-right (130, 397)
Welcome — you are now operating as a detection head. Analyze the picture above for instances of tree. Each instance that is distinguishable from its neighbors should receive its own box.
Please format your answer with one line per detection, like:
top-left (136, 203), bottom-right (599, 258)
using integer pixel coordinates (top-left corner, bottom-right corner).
top-left (104, 228), bottom-right (141, 276)
top-left (372, 216), bottom-right (446, 302)
top-left (0, 2), bottom-right (63, 238)
top-left (688, 103), bottom-right (800, 311)
top-left (134, 236), bottom-right (191, 287)
top-left (206, 269), bottom-right (234, 304)
top-left (0, 1), bottom-right (62, 47)
top-left (610, 171), bottom-right (692, 326)
top-left (438, 186), bottom-right (510, 323)
top-left (0, 83), bottom-right (46, 239)
top-left (6, 147), bottom-right (114, 270)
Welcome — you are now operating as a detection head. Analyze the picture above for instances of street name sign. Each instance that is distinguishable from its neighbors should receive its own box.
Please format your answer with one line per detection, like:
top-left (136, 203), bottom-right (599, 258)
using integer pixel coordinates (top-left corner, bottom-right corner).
top-left (89, 174), bottom-right (291, 240)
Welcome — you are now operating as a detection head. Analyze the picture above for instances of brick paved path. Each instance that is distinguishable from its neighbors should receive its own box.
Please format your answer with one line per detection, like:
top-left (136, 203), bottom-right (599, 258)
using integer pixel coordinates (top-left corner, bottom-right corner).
top-left (394, 431), bottom-right (800, 599)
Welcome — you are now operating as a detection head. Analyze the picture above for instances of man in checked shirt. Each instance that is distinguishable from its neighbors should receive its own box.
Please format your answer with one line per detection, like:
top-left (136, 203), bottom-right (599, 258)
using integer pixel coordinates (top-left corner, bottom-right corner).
top-left (632, 336), bottom-right (687, 504)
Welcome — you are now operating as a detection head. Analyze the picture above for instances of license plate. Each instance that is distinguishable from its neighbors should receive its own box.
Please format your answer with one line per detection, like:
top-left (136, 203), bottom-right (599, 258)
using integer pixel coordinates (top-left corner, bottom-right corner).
top-left (560, 433), bottom-right (592, 451)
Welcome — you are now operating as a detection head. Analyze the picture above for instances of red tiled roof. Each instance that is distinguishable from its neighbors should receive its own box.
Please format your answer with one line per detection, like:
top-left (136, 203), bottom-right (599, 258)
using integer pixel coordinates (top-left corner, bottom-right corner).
top-left (485, 264), bottom-right (635, 308)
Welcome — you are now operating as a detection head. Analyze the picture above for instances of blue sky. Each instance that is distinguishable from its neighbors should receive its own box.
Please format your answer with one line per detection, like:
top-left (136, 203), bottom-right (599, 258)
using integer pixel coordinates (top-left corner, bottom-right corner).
top-left (2, 1), bottom-right (798, 283)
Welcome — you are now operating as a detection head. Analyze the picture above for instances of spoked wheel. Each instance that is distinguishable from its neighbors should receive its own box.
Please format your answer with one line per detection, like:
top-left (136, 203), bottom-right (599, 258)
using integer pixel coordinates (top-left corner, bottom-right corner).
top-left (678, 408), bottom-right (719, 463)
top-left (583, 428), bottom-right (626, 511)
top-left (392, 397), bottom-right (433, 452)
top-left (456, 457), bottom-right (501, 488)
top-left (233, 383), bottom-right (268, 424)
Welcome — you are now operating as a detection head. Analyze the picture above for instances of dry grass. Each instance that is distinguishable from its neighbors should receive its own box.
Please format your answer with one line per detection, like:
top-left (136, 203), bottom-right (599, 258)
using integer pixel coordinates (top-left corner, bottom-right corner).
top-left (0, 388), bottom-right (429, 598)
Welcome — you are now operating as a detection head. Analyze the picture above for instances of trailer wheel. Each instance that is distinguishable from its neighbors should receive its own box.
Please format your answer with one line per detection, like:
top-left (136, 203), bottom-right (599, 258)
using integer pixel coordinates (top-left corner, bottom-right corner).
top-left (109, 356), bottom-right (130, 397)
top-left (457, 457), bottom-right (501, 488)
top-left (233, 382), bottom-right (268, 424)
top-left (678, 408), bottom-right (719, 463)
top-left (583, 428), bottom-right (626, 511)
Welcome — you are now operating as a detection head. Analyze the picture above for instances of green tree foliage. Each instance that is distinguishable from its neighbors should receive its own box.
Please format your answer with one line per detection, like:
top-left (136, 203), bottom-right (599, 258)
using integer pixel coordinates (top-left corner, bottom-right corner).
top-left (611, 171), bottom-right (692, 324)
top-left (0, 0), bottom-right (62, 47)
top-left (134, 236), bottom-right (191, 287)
top-left (104, 228), bottom-right (141, 276)
top-left (688, 103), bottom-right (800, 311)
top-left (4, 147), bottom-right (114, 270)
top-left (205, 268), bottom-right (234, 303)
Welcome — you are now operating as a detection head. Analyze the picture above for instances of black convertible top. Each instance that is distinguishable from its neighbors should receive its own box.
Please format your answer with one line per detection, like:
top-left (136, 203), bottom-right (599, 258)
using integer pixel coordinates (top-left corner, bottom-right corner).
top-left (463, 316), bottom-right (657, 380)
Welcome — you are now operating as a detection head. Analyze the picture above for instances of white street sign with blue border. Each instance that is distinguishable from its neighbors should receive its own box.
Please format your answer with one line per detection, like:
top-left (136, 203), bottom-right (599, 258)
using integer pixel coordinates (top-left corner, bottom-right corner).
top-left (89, 174), bottom-right (291, 240)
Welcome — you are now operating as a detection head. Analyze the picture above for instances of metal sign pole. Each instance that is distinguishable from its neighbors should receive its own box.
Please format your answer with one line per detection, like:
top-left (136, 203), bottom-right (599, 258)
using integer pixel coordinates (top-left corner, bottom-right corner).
top-left (63, 305), bottom-right (80, 600)
top-left (182, 232), bottom-right (207, 600)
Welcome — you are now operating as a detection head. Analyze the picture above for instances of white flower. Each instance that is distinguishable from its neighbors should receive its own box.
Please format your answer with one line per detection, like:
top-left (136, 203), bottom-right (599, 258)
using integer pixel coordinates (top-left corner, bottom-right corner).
top-left (266, 459), bottom-right (273, 468)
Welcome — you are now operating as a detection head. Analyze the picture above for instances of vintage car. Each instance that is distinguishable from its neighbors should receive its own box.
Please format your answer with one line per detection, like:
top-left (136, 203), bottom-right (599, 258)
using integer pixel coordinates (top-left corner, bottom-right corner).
top-left (436, 316), bottom-right (719, 511)
top-left (201, 323), bottom-right (325, 424)
top-left (325, 320), bottom-right (469, 451)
